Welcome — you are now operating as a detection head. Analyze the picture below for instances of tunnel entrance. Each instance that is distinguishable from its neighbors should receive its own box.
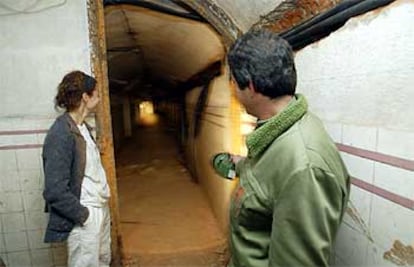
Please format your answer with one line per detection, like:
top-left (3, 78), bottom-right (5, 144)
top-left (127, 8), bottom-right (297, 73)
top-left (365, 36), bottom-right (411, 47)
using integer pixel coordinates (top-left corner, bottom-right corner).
top-left (101, 2), bottom-right (229, 266)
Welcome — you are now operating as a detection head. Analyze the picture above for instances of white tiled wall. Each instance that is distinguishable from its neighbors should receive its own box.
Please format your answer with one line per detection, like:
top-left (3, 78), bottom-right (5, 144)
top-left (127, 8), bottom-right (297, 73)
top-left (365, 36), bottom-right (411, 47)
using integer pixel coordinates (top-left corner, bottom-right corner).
top-left (2, 213), bottom-right (26, 233)
top-left (342, 186), bottom-right (372, 234)
top-left (0, 135), bottom-right (38, 148)
top-left (19, 169), bottom-right (43, 193)
top-left (374, 162), bottom-right (414, 200)
top-left (16, 150), bottom-right (42, 171)
top-left (0, 234), bottom-right (5, 256)
top-left (296, 1), bottom-right (414, 266)
top-left (23, 191), bottom-right (44, 212)
top-left (4, 232), bottom-right (29, 252)
top-left (340, 153), bottom-right (375, 183)
top-left (0, 151), bottom-right (17, 172)
top-left (0, 146), bottom-right (52, 267)
top-left (0, 0), bottom-right (91, 265)
top-left (325, 123), bottom-right (414, 267)
top-left (323, 121), bottom-right (342, 143)
top-left (377, 128), bottom-right (414, 160)
top-left (342, 125), bottom-right (377, 152)
top-left (1, 171), bottom-right (20, 192)
top-left (24, 212), bottom-right (48, 232)
top-left (0, 131), bottom-right (68, 263)
top-left (1, 192), bottom-right (24, 213)
top-left (27, 230), bottom-right (49, 250)
top-left (7, 251), bottom-right (31, 267)
top-left (369, 195), bottom-right (414, 250)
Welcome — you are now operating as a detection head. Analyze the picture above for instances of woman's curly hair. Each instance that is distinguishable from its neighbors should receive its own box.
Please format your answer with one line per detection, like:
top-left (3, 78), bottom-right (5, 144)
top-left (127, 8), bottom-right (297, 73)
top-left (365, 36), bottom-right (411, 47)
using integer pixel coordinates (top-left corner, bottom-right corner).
top-left (55, 70), bottom-right (97, 111)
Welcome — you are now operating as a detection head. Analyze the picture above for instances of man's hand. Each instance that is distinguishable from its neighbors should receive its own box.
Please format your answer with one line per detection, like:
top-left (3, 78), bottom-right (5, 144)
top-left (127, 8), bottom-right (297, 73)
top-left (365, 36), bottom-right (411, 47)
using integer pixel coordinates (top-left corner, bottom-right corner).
top-left (211, 152), bottom-right (236, 179)
top-left (230, 154), bottom-right (245, 164)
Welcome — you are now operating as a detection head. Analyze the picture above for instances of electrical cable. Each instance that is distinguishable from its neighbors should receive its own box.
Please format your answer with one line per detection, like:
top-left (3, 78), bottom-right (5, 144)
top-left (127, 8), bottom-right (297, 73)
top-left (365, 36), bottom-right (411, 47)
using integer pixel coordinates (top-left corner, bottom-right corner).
top-left (280, 0), bottom-right (396, 50)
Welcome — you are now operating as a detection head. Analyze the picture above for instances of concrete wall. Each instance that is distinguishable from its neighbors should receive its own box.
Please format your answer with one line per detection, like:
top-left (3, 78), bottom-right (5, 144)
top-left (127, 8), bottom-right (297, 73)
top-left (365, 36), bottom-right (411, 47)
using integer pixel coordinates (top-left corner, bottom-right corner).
top-left (0, 1), bottom-right (92, 266)
top-left (295, 1), bottom-right (414, 266)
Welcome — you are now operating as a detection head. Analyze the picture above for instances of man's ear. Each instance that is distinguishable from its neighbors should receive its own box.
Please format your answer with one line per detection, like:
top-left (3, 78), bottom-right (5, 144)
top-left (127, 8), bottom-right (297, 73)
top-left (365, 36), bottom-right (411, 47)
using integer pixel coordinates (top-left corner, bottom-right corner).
top-left (248, 81), bottom-right (256, 93)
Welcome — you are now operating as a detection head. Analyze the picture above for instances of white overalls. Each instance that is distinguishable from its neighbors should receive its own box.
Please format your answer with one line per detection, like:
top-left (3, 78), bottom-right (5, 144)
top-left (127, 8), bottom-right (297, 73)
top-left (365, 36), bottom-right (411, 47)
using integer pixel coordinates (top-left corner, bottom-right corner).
top-left (68, 124), bottom-right (111, 267)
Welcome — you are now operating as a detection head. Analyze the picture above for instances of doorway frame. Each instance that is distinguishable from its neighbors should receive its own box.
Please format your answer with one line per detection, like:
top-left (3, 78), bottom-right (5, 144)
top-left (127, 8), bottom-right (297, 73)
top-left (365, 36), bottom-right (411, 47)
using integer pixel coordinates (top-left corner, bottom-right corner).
top-left (87, 0), bottom-right (239, 265)
top-left (87, 1), bottom-right (123, 265)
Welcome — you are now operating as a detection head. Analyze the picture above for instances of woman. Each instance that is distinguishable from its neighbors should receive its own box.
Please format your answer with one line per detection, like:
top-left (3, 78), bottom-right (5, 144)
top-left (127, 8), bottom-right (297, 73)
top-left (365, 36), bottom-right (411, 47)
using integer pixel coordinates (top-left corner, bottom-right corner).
top-left (42, 70), bottom-right (111, 267)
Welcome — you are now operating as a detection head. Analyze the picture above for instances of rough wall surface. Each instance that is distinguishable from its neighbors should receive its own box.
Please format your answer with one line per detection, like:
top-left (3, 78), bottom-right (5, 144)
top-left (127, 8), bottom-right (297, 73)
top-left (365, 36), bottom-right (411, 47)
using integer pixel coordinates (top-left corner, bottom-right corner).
top-left (0, 1), bottom-right (92, 266)
top-left (214, 0), bottom-right (283, 32)
top-left (295, 1), bottom-right (414, 265)
top-left (185, 70), bottom-right (236, 234)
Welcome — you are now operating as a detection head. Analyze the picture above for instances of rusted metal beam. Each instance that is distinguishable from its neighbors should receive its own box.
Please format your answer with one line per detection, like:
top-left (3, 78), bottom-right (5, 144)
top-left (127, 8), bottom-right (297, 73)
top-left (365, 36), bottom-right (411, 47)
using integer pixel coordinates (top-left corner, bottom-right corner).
top-left (87, 0), bottom-right (123, 266)
top-left (252, 0), bottom-right (342, 33)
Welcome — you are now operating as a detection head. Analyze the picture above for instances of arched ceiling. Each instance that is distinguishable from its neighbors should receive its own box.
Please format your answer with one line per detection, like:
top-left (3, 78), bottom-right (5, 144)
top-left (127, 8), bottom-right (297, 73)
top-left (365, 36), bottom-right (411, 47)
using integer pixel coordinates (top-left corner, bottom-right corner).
top-left (104, 0), bottom-right (388, 99)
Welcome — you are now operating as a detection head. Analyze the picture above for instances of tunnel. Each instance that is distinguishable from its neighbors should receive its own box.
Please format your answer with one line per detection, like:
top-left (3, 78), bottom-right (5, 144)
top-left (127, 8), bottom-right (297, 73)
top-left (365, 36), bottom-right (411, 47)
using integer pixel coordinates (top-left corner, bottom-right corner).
top-left (103, 2), bottom-right (236, 266)
top-left (0, 0), bottom-right (411, 267)
top-left (89, 0), bottom-right (403, 266)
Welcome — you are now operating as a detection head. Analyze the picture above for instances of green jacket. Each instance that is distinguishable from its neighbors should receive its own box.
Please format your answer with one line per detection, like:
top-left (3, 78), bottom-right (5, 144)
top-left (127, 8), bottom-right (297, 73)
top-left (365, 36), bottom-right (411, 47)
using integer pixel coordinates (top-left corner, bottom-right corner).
top-left (229, 94), bottom-right (350, 267)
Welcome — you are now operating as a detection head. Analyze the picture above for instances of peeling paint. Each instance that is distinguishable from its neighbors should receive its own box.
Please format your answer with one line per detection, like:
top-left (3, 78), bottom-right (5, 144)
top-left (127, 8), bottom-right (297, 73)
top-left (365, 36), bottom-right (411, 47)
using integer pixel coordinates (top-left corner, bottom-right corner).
top-left (384, 240), bottom-right (414, 266)
top-left (346, 200), bottom-right (374, 242)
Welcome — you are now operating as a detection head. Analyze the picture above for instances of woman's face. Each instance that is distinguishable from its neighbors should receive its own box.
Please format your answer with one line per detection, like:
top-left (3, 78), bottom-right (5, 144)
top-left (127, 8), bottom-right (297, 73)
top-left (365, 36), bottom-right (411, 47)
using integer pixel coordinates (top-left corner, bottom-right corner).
top-left (83, 88), bottom-right (100, 111)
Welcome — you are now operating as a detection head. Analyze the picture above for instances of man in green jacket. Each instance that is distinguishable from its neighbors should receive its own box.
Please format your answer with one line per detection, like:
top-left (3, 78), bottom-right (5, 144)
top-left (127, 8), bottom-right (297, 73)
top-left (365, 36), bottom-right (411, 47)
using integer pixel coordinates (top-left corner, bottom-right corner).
top-left (223, 29), bottom-right (350, 267)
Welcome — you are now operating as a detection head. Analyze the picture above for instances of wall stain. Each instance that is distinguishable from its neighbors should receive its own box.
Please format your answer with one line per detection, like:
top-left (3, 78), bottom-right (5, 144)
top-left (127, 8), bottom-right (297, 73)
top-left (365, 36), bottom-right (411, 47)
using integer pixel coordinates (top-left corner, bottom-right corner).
top-left (346, 200), bottom-right (374, 242)
top-left (383, 240), bottom-right (414, 266)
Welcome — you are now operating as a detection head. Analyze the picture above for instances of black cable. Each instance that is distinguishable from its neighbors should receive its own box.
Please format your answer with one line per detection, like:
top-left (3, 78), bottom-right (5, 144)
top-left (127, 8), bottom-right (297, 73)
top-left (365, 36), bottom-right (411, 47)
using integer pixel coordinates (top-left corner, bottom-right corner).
top-left (280, 0), bottom-right (396, 50)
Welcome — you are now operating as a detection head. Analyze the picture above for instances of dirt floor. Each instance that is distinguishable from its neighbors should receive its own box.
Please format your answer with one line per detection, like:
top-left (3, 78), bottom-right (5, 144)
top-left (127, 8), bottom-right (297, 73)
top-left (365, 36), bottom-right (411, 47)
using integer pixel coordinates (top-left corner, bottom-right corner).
top-left (115, 114), bottom-right (228, 267)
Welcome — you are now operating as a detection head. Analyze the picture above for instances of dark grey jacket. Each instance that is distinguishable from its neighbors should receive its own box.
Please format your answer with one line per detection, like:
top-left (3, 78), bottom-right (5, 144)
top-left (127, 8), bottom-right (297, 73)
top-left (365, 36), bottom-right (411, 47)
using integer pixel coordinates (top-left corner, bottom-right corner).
top-left (42, 113), bottom-right (90, 242)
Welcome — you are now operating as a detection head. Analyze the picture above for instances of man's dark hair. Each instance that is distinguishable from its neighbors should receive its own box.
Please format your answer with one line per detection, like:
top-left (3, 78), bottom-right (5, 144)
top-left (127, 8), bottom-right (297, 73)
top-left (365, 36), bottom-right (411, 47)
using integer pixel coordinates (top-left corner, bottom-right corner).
top-left (227, 29), bottom-right (296, 98)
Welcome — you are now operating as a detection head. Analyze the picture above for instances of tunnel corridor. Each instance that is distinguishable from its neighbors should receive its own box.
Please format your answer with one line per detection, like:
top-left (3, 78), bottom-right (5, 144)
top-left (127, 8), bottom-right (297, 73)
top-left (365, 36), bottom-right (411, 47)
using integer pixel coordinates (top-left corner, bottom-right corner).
top-left (115, 112), bottom-right (228, 266)
top-left (104, 3), bottom-right (233, 265)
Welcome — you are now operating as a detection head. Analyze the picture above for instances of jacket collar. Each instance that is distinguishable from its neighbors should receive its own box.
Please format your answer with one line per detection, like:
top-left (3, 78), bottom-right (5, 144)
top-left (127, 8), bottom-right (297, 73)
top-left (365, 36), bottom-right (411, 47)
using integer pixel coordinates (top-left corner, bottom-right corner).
top-left (61, 112), bottom-right (81, 135)
top-left (246, 94), bottom-right (308, 158)
top-left (62, 112), bottom-right (93, 138)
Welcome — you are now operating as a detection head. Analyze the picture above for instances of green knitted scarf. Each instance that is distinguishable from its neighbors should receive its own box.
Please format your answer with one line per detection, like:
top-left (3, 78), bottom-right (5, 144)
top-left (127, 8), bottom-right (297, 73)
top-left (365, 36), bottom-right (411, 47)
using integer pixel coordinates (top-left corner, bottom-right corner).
top-left (246, 94), bottom-right (308, 158)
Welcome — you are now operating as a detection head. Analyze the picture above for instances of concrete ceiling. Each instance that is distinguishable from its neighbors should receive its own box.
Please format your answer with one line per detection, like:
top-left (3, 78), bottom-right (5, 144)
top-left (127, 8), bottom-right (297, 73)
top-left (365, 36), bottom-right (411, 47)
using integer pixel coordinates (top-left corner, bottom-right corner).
top-left (104, 5), bottom-right (225, 98)
top-left (214, 0), bottom-right (283, 32)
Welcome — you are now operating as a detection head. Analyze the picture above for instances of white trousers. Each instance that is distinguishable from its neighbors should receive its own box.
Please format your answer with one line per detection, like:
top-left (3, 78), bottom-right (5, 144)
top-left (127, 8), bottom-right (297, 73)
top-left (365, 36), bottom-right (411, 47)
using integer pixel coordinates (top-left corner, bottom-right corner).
top-left (67, 205), bottom-right (111, 267)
